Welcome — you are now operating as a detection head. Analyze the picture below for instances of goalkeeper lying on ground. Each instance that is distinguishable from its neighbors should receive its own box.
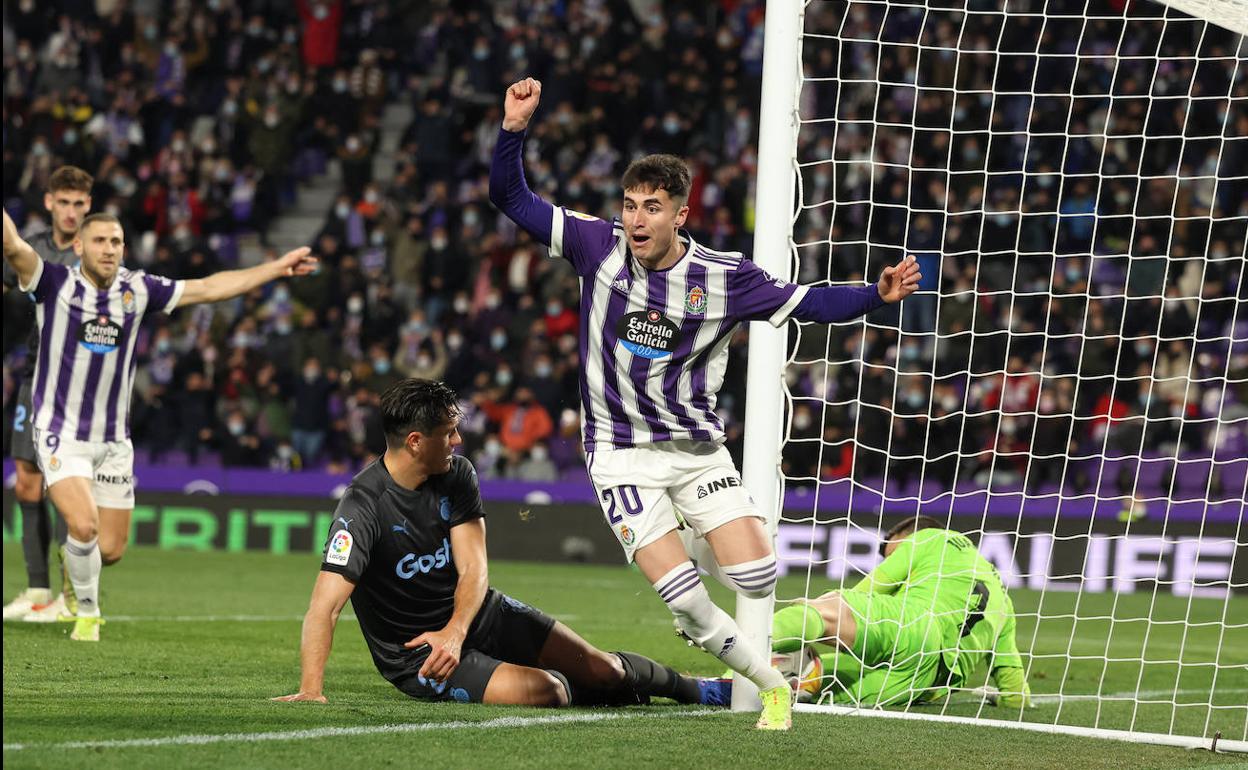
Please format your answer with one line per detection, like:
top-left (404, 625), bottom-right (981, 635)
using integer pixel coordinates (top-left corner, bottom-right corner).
top-left (770, 515), bottom-right (1031, 708)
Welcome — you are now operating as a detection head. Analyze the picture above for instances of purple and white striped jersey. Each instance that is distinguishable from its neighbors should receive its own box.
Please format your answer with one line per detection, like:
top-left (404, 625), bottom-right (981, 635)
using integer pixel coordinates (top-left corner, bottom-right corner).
top-left (491, 128), bottom-right (888, 452)
top-left (20, 259), bottom-right (184, 442)
top-left (549, 211), bottom-right (807, 450)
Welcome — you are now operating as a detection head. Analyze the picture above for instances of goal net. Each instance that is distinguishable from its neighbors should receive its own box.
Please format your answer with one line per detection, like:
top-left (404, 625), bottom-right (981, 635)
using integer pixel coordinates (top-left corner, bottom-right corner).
top-left (748, 0), bottom-right (1247, 751)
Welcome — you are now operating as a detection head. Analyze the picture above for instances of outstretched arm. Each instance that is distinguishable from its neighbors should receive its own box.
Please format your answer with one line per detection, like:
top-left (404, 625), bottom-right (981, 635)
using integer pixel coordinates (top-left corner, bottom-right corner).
top-left (2, 209), bottom-right (43, 291)
top-left (272, 570), bottom-right (356, 703)
top-left (790, 255), bottom-right (922, 324)
top-left (177, 246), bottom-right (316, 307)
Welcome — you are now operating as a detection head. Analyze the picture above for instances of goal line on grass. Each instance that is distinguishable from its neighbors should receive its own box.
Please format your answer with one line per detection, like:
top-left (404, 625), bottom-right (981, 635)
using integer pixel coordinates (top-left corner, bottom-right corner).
top-left (793, 703), bottom-right (1248, 754)
top-left (1, 708), bottom-right (725, 753)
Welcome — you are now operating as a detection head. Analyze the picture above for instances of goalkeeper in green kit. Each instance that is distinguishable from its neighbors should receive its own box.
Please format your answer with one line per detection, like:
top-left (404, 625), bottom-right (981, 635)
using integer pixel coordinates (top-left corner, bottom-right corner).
top-left (771, 515), bottom-right (1031, 708)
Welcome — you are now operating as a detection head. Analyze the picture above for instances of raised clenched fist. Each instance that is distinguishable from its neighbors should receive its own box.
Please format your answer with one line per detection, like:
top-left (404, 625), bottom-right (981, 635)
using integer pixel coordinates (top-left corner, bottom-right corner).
top-left (503, 78), bottom-right (542, 132)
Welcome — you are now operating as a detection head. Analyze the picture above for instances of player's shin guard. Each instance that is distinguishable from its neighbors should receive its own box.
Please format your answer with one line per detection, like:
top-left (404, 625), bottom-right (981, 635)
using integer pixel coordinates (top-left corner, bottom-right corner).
top-left (63, 535), bottom-right (101, 617)
top-left (721, 555), bottom-right (777, 599)
top-left (653, 563), bottom-right (786, 692)
top-left (19, 500), bottom-right (52, 590)
top-left (613, 651), bottom-right (702, 704)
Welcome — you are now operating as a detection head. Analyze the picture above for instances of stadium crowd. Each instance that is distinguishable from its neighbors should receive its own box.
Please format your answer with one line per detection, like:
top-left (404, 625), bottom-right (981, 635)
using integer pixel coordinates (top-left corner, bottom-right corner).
top-left (3, 0), bottom-right (1244, 498)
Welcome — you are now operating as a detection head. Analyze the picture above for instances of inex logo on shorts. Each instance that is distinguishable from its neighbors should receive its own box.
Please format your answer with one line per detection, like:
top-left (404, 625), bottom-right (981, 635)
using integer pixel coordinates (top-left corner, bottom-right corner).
top-left (618, 309), bottom-right (679, 360)
top-left (80, 315), bottom-right (122, 354)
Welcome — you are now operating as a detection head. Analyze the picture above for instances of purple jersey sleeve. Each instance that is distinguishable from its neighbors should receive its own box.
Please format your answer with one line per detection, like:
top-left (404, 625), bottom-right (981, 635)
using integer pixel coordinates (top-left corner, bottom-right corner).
top-left (727, 259), bottom-right (811, 327)
top-left (489, 128), bottom-right (615, 276)
top-left (26, 260), bottom-right (69, 300)
top-left (140, 271), bottom-right (185, 315)
top-left (791, 283), bottom-right (887, 323)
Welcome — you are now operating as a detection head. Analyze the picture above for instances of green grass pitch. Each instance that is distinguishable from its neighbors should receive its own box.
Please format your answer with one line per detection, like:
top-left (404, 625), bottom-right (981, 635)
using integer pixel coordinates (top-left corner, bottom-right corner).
top-left (4, 543), bottom-right (1246, 769)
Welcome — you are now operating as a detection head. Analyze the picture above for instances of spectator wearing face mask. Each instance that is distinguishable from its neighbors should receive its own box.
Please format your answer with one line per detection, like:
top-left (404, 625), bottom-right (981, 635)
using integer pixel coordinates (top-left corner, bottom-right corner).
top-left (297, 0), bottom-right (343, 70)
top-left (337, 133), bottom-right (373, 201)
top-left (292, 357), bottom-right (334, 465)
top-left (511, 443), bottom-right (559, 482)
top-left (478, 386), bottom-right (554, 459)
top-left (220, 409), bottom-right (266, 467)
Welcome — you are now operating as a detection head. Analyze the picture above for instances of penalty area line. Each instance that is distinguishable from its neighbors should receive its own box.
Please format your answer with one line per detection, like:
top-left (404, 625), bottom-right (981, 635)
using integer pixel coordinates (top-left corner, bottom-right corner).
top-left (3, 708), bottom-right (725, 752)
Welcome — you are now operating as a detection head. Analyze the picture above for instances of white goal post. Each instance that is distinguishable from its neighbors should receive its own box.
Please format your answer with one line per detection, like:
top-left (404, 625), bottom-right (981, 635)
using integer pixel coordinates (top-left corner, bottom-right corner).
top-left (738, 0), bottom-right (1247, 752)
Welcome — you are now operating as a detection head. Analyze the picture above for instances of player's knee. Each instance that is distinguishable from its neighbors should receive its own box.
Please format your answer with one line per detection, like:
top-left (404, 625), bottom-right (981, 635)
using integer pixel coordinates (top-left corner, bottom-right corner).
top-left (66, 519), bottom-right (99, 543)
top-left (583, 651), bottom-right (626, 688)
top-left (101, 544), bottom-right (125, 566)
top-left (13, 473), bottom-right (42, 502)
top-left (722, 554), bottom-right (777, 600)
top-left (536, 670), bottom-right (571, 708)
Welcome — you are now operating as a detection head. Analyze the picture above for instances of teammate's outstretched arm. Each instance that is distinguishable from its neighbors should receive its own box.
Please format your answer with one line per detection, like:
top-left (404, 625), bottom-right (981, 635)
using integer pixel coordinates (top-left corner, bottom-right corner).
top-left (2, 209), bottom-right (43, 290)
top-left (272, 571), bottom-right (356, 703)
top-left (176, 246), bottom-right (317, 308)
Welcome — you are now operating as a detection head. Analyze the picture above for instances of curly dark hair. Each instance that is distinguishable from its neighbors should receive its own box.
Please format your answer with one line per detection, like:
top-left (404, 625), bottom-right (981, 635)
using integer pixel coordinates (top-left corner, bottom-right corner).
top-left (380, 379), bottom-right (462, 448)
top-left (621, 154), bottom-right (691, 200)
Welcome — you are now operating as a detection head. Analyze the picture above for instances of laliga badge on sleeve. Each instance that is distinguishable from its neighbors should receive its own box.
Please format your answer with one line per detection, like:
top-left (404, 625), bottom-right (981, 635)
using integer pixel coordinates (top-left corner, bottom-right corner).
top-left (326, 530), bottom-right (353, 566)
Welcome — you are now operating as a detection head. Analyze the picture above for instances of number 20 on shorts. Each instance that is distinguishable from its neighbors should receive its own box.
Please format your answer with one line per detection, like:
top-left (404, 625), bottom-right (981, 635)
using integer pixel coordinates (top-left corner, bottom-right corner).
top-left (602, 485), bottom-right (643, 524)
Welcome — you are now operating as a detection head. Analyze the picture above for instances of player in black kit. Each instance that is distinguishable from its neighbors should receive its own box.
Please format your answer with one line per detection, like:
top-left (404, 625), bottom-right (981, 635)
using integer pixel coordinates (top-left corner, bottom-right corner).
top-left (275, 379), bottom-right (729, 706)
top-left (2, 165), bottom-right (92, 622)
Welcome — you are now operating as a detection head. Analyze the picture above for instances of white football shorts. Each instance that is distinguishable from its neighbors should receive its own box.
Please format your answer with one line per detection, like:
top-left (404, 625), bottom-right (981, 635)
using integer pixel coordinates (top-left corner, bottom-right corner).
top-left (586, 440), bottom-right (760, 561)
top-left (33, 428), bottom-right (136, 509)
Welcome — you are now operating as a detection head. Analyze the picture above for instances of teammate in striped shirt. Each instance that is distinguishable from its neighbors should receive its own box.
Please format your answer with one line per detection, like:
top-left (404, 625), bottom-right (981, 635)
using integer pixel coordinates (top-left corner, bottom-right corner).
top-left (489, 78), bottom-right (921, 730)
top-left (2, 208), bottom-right (317, 641)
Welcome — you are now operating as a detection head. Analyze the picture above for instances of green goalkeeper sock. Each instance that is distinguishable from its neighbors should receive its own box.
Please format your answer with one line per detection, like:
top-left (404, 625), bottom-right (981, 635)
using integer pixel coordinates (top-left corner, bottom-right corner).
top-left (771, 604), bottom-right (825, 653)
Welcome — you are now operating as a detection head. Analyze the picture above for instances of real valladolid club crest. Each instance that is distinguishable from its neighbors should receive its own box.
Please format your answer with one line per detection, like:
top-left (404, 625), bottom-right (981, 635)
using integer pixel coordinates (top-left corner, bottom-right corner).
top-left (685, 285), bottom-right (707, 314)
top-left (122, 290), bottom-right (136, 313)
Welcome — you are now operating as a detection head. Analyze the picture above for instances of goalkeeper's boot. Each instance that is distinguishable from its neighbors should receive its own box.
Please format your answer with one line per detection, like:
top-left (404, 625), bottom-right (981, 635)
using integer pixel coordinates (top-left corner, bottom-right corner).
top-left (59, 545), bottom-right (79, 617)
top-left (697, 677), bottom-right (733, 707)
top-left (24, 592), bottom-right (69, 623)
top-left (3, 588), bottom-right (50, 620)
top-left (755, 684), bottom-right (793, 731)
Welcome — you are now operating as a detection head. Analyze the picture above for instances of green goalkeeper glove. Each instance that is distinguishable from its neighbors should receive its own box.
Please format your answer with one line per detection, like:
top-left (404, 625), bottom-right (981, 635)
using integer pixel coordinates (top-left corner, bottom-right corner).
top-left (992, 666), bottom-right (1031, 709)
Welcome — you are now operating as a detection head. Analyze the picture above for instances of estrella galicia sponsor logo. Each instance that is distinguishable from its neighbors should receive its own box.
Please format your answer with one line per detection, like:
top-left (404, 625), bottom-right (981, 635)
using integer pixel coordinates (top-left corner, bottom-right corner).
top-left (79, 316), bottom-right (122, 354)
top-left (396, 537), bottom-right (453, 578)
top-left (697, 476), bottom-right (742, 499)
top-left (618, 310), bottom-right (679, 360)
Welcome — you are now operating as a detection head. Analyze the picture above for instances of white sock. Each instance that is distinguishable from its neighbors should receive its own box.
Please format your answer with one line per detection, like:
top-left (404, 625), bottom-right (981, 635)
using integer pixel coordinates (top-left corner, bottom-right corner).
top-left (654, 563), bottom-right (786, 691)
top-left (64, 535), bottom-right (101, 617)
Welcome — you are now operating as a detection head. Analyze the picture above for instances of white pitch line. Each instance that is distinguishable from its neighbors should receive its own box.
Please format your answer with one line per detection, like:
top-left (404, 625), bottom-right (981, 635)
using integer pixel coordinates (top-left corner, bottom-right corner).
top-left (2, 707), bottom-right (724, 752)
top-left (942, 687), bottom-right (1248, 705)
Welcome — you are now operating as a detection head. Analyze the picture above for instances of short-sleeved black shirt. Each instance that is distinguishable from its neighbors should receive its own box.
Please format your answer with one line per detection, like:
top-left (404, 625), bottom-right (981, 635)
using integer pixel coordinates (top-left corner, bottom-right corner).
top-left (4, 229), bottom-right (79, 379)
top-left (320, 454), bottom-right (487, 680)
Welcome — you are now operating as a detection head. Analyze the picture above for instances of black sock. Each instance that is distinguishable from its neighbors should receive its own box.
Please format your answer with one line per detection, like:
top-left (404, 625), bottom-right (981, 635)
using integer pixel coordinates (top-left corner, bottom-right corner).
top-left (546, 668), bottom-right (646, 707)
top-left (53, 506), bottom-right (68, 546)
top-left (19, 500), bottom-right (51, 589)
top-left (614, 651), bottom-right (702, 705)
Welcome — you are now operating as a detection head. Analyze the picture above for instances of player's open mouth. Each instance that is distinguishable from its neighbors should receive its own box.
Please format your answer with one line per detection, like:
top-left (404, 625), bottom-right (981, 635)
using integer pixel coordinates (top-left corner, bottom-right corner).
top-left (631, 234), bottom-right (650, 247)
